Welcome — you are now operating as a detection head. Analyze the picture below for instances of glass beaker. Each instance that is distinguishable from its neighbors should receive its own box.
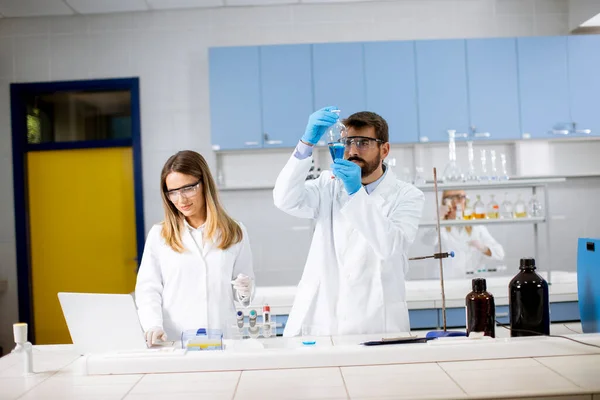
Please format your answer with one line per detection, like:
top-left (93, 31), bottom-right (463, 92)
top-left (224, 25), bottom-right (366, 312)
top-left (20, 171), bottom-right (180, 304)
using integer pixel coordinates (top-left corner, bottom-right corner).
top-left (326, 110), bottom-right (346, 161)
top-left (500, 192), bottom-right (513, 219)
top-left (443, 130), bottom-right (463, 182)
top-left (414, 166), bottom-right (426, 186)
top-left (487, 194), bottom-right (499, 219)
top-left (489, 150), bottom-right (498, 181)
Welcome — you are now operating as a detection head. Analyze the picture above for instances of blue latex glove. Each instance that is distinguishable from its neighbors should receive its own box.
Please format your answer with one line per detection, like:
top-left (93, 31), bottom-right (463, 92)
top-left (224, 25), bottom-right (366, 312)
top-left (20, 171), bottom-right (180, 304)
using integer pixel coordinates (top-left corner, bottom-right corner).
top-left (301, 106), bottom-right (339, 145)
top-left (331, 159), bottom-right (362, 195)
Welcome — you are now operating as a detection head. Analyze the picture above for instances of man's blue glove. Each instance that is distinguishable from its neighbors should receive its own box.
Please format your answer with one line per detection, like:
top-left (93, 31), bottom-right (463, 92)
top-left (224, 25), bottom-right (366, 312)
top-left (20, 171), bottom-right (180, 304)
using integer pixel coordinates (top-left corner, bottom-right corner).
top-left (301, 106), bottom-right (339, 145)
top-left (331, 159), bottom-right (362, 195)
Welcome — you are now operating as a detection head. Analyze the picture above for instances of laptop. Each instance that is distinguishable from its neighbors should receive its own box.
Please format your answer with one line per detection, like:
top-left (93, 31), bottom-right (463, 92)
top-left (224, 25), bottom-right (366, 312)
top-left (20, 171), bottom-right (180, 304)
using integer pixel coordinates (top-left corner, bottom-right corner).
top-left (58, 292), bottom-right (149, 355)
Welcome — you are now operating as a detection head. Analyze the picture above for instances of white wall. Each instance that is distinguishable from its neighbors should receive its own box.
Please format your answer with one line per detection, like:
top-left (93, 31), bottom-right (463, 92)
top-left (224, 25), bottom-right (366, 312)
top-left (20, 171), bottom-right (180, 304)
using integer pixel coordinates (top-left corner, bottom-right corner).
top-left (0, 0), bottom-right (578, 353)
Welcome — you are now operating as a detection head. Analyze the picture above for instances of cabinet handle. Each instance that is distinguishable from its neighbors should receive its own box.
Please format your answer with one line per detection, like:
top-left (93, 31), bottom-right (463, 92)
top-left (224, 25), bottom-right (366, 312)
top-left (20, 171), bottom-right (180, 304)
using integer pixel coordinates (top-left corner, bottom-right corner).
top-left (420, 136), bottom-right (430, 143)
top-left (474, 132), bottom-right (491, 138)
top-left (549, 129), bottom-right (569, 135)
top-left (575, 129), bottom-right (591, 134)
top-left (522, 133), bottom-right (531, 139)
top-left (496, 312), bottom-right (508, 318)
top-left (244, 141), bottom-right (259, 146)
top-left (266, 140), bottom-right (283, 145)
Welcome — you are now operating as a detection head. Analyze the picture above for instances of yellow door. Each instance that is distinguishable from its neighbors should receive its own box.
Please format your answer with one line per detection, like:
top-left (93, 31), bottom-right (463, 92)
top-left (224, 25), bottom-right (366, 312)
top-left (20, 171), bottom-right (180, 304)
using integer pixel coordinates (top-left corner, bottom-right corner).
top-left (27, 147), bottom-right (138, 344)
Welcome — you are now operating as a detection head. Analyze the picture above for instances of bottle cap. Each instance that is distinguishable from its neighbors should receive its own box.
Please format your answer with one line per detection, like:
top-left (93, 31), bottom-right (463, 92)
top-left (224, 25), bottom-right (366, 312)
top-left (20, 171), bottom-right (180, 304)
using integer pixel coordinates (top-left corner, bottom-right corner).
top-left (519, 258), bottom-right (536, 269)
top-left (263, 305), bottom-right (270, 313)
top-left (13, 323), bottom-right (28, 344)
top-left (472, 278), bottom-right (486, 292)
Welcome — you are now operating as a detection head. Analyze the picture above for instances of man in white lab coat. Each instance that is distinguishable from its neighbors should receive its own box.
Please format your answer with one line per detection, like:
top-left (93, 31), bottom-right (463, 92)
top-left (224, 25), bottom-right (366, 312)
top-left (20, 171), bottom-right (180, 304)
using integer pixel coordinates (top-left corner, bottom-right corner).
top-left (273, 107), bottom-right (425, 336)
top-left (422, 190), bottom-right (505, 279)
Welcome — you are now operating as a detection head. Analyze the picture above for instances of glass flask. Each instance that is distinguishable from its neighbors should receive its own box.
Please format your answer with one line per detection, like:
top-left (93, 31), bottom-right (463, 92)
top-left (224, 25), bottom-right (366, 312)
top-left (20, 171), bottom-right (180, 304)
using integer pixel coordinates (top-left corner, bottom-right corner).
top-left (487, 194), bottom-right (499, 219)
top-left (473, 195), bottom-right (486, 219)
top-left (479, 149), bottom-right (489, 182)
top-left (463, 196), bottom-right (474, 220)
top-left (414, 166), bottom-right (426, 186)
top-left (513, 194), bottom-right (527, 218)
top-left (500, 192), bottom-right (513, 219)
top-left (465, 140), bottom-right (478, 181)
top-left (489, 150), bottom-right (498, 181)
top-left (326, 109), bottom-right (346, 161)
top-left (443, 130), bottom-right (463, 182)
top-left (500, 153), bottom-right (510, 181)
top-left (528, 194), bottom-right (543, 217)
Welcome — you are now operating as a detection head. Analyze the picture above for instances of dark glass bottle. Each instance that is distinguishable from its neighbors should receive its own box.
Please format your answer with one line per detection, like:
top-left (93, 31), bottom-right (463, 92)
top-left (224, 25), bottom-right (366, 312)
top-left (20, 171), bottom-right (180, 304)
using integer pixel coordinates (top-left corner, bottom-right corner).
top-left (466, 278), bottom-right (495, 337)
top-left (509, 258), bottom-right (550, 337)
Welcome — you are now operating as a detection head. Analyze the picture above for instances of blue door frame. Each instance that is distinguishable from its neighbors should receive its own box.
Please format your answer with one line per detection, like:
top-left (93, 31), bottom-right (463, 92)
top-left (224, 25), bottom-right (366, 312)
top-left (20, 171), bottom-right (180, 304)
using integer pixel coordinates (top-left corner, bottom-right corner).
top-left (10, 77), bottom-right (145, 342)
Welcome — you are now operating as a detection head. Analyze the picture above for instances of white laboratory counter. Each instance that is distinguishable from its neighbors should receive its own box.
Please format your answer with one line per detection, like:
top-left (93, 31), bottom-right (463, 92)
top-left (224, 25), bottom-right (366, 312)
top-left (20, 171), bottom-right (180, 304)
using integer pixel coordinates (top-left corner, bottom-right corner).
top-left (2, 327), bottom-right (600, 400)
top-left (248, 271), bottom-right (579, 315)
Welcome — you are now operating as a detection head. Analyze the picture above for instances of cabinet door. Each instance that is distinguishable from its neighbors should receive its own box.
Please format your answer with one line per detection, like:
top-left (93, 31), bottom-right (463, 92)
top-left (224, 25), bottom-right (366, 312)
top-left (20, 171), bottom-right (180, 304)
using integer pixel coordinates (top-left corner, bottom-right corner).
top-left (364, 41), bottom-right (418, 144)
top-left (208, 46), bottom-right (262, 150)
top-left (313, 43), bottom-right (366, 119)
top-left (467, 38), bottom-right (520, 141)
top-left (415, 39), bottom-right (469, 143)
top-left (260, 45), bottom-right (313, 148)
top-left (517, 37), bottom-right (570, 139)
top-left (568, 35), bottom-right (600, 137)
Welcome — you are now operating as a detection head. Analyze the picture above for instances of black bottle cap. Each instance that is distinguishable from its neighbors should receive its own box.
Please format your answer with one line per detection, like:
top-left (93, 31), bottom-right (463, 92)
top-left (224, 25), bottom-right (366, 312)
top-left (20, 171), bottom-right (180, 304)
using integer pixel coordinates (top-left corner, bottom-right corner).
top-left (472, 278), bottom-right (486, 292)
top-left (520, 258), bottom-right (536, 269)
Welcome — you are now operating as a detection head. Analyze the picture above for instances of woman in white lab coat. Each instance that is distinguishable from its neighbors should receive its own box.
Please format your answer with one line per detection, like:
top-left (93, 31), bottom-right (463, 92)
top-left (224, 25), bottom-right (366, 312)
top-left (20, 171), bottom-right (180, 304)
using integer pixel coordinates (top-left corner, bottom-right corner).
top-left (135, 150), bottom-right (254, 345)
top-left (422, 190), bottom-right (505, 279)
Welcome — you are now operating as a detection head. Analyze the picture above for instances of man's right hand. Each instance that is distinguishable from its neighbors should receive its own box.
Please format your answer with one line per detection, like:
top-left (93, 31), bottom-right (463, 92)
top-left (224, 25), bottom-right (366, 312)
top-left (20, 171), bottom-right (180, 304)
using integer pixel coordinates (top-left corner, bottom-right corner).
top-left (301, 106), bottom-right (340, 145)
top-left (144, 326), bottom-right (167, 346)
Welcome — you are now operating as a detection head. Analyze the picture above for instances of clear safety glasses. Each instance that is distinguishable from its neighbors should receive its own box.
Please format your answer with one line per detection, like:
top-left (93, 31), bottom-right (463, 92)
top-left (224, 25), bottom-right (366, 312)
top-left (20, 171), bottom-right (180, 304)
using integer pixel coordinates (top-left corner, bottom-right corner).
top-left (167, 181), bottom-right (201, 202)
top-left (339, 136), bottom-right (384, 151)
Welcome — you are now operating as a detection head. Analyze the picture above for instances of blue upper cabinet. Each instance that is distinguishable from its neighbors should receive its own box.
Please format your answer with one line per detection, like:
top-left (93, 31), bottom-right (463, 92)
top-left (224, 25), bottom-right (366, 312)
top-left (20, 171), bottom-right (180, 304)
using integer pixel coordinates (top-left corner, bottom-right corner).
top-left (517, 37), bottom-right (570, 139)
top-left (364, 41), bottom-right (418, 144)
top-left (466, 38), bottom-right (521, 141)
top-left (209, 47), bottom-right (262, 150)
top-left (312, 43), bottom-right (366, 119)
top-left (260, 45), bottom-right (313, 148)
top-left (568, 35), bottom-right (600, 137)
top-left (415, 39), bottom-right (469, 143)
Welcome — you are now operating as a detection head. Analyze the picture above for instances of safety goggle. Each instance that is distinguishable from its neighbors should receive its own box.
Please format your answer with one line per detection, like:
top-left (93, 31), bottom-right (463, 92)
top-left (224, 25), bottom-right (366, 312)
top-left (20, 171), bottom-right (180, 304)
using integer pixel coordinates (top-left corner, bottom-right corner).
top-left (443, 194), bottom-right (466, 203)
top-left (166, 181), bottom-right (201, 202)
top-left (339, 136), bottom-right (385, 150)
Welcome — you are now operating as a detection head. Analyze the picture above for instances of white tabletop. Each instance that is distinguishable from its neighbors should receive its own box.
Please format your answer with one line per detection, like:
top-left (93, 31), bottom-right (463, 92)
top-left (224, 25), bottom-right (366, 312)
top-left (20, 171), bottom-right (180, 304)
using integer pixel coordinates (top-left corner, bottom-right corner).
top-left (3, 324), bottom-right (599, 400)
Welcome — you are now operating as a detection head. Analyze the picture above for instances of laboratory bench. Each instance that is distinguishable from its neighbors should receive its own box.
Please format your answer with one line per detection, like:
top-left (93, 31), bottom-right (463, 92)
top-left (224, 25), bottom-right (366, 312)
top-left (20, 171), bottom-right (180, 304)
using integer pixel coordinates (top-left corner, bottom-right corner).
top-left (245, 271), bottom-right (580, 335)
top-left (2, 324), bottom-right (599, 400)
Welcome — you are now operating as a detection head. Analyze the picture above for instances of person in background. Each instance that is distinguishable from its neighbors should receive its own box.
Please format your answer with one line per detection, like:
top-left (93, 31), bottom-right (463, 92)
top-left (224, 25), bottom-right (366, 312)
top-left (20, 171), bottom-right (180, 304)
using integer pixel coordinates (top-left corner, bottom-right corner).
top-left (135, 150), bottom-right (254, 346)
top-left (422, 189), bottom-right (505, 279)
top-left (273, 107), bottom-right (425, 336)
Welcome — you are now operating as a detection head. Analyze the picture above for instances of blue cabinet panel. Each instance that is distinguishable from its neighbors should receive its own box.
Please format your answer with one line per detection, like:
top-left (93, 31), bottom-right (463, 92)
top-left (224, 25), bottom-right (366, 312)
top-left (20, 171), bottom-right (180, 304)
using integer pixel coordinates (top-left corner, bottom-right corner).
top-left (517, 37), bottom-right (570, 139)
top-left (568, 35), bottom-right (600, 137)
top-left (209, 47), bottom-right (262, 150)
top-left (415, 39), bottom-right (469, 143)
top-left (364, 41), bottom-right (418, 144)
top-left (409, 309), bottom-right (438, 329)
top-left (260, 45), bottom-right (313, 148)
top-left (466, 38), bottom-right (520, 140)
top-left (312, 43), bottom-right (366, 119)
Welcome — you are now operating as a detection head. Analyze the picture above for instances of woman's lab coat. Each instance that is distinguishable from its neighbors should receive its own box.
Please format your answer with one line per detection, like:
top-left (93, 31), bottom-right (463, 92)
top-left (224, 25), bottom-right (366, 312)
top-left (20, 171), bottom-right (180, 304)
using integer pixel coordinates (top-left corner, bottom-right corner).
top-left (273, 155), bottom-right (424, 336)
top-left (135, 221), bottom-right (254, 340)
top-left (422, 226), bottom-right (505, 279)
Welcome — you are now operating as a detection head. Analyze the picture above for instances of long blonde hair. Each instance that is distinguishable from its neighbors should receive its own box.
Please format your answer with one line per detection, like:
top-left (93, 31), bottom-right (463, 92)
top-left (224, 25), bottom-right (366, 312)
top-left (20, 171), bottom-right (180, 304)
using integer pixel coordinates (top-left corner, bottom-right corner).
top-left (160, 150), bottom-right (242, 252)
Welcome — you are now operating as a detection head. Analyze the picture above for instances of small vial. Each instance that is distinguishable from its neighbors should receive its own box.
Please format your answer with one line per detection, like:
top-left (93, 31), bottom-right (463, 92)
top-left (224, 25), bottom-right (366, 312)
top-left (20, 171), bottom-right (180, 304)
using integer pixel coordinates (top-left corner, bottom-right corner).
top-left (262, 305), bottom-right (272, 338)
top-left (248, 309), bottom-right (259, 338)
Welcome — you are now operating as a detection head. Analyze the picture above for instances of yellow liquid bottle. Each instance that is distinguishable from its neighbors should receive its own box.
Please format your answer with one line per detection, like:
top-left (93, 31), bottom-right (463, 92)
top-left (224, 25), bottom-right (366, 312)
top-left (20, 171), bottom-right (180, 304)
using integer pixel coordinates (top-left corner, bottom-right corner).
top-left (487, 194), bottom-right (499, 219)
top-left (514, 194), bottom-right (527, 218)
top-left (463, 197), bottom-right (473, 220)
top-left (473, 195), bottom-right (486, 219)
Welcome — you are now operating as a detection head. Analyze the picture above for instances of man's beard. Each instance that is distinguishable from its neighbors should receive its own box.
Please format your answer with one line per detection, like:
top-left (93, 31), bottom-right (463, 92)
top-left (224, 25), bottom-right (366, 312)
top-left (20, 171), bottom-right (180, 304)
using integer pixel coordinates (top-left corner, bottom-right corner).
top-left (348, 154), bottom-right (382, 178)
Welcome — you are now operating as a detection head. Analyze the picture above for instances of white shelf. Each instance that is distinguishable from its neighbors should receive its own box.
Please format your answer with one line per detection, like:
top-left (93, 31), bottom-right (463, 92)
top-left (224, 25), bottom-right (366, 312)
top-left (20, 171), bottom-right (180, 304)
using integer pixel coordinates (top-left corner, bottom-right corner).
top-left (419, 216), bottom-right (546, 227)
top-left (415, 178), bottom-right (565, 192)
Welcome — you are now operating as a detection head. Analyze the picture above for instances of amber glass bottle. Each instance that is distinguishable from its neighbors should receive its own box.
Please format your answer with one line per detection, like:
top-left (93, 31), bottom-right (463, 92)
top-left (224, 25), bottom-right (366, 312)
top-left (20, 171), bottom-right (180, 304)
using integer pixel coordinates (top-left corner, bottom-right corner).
top-left (509, 258), bottom-right (550, 337)
top-left (466, 278), bottom-right (495, 337)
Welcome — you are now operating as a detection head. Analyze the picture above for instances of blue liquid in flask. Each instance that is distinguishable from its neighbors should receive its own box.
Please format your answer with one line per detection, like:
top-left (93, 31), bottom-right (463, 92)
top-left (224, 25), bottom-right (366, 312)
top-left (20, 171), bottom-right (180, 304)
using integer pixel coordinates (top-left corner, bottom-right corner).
top-left (329, 143), bottom-right (345, 161)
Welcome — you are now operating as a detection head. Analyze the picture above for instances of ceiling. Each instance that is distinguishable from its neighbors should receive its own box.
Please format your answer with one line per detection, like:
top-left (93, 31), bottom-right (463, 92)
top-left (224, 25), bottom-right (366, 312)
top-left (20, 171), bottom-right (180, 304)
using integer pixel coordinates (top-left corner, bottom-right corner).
top-left (0, 0), bottom-right (358, 18)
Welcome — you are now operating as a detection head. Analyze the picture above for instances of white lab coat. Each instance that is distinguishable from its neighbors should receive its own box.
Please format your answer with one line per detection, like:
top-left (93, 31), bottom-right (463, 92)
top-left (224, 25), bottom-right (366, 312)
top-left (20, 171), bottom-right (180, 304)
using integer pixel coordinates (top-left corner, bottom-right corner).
top-left (422, 226), bottom-right (505, 279)
top-left (135, 221), bottom-right (254, 340)
top-left (273, 155), bottom-right (424, 336)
